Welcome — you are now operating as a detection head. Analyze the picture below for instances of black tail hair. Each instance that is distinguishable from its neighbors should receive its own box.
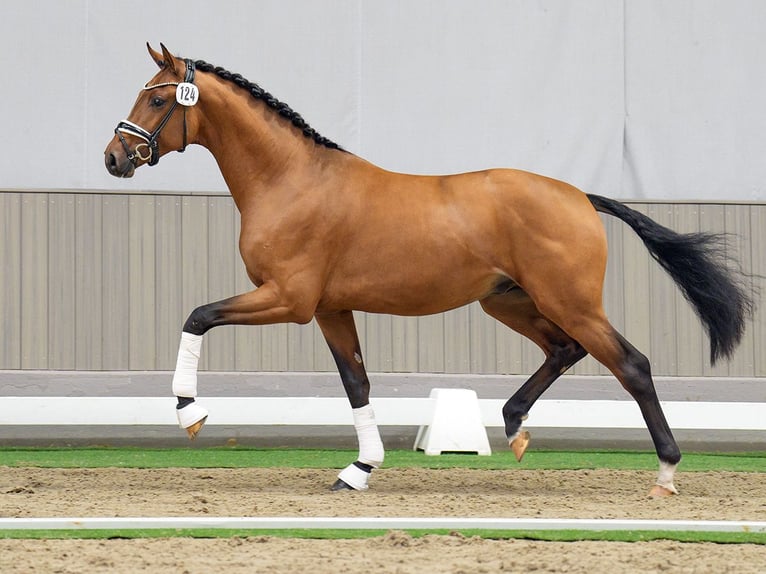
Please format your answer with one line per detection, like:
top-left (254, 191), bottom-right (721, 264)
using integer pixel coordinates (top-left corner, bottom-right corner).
top-left (587, 194), bottom-right (755, 364)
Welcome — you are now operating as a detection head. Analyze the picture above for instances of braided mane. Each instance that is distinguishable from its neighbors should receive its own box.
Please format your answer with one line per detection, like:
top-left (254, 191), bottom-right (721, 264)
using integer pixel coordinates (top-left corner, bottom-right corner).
top-left (194, 60), bottom-right (344, 151)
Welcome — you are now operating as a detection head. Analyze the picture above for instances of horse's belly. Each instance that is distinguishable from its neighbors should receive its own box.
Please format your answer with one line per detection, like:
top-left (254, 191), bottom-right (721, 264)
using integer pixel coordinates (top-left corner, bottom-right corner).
top-left (319, 263), bottom-right (501, 316)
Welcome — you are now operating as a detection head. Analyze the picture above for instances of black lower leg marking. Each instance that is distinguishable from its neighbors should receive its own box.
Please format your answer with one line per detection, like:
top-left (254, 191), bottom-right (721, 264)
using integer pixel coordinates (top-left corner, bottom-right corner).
top-left (502, 342), bottom-right (586, 439)
top-left (326, 345), bottom-right (370, 409)
top-left (183, 300), bottom-right (229, 336)
top-left (615, 331), bottom-right (681, 465)
top-left (502, 401), bottom-right (528, 439)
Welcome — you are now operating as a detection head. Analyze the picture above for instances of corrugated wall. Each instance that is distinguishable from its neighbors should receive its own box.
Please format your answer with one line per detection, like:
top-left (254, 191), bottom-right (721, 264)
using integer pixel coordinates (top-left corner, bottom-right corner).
top-left (1, 190), bottom-right (763, 376)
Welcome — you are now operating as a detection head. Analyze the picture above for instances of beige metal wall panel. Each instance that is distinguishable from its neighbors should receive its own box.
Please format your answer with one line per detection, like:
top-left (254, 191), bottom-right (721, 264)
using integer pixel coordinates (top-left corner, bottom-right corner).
top-left (154, 195), bottom-right (184, 370)
top-left (0, 191), bottom-right (763, 377)
top-left (287, 323), bottom-right (312, 372)
top-left (128, 196), bottom-right (157, 369)
top-left (47, 194), bottom-right (77, 370)
top-left (417, 314), bottom-right (445, 373)
top-left (390, 315), bottom-right (419, 373)
top-left (75, 195), bottom-right (103, 369)
top-left (0, 193), bottom-right (21, 369)
top-left (443, 306), bottom-right (471, 374)
top-left (101, 195), bottom-right (130, 369)
top-left (259, 324), bottom-right (290, 372)
top-left (20, 194), bottom-right (48, 368)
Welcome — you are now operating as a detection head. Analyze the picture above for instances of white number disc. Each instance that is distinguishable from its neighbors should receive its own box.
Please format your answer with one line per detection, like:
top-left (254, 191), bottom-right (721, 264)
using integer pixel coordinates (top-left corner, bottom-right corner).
top-left (176, 83), bottom-right (199, 106)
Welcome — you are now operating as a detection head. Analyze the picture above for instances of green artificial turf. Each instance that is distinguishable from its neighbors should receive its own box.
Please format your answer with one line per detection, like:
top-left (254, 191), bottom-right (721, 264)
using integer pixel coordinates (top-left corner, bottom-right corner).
top-left (0, 528), bottom-right (763, 544)
top-left (0, 447), bottom-right (763, 472)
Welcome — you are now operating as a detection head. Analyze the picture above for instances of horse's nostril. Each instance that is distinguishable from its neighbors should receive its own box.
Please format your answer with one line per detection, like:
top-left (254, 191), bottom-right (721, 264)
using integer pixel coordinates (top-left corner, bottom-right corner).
top-left (105, 150), bottom-right (129, 177)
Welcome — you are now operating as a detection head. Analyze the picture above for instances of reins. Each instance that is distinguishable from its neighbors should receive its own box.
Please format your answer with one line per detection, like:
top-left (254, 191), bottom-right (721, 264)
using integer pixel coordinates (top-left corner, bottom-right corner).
top-left (115, 59), bottom-right (196, 166)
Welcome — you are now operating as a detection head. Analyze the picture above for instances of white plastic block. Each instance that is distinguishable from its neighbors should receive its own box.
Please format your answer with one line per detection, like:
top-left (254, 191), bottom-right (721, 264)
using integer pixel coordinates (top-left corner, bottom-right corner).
top-left (413, 388), bottom-right (491, 456)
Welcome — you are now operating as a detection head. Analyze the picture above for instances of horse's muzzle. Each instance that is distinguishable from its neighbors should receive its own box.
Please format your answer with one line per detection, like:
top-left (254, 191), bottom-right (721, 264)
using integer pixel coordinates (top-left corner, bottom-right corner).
top-left (105, 147), bottom-right (135, 178)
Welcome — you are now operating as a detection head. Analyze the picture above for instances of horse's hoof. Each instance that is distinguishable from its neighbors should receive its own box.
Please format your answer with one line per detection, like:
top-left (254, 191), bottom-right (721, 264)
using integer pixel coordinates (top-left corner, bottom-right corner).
top-left (649, 484), bottom-right (678, 498)
top-left (185, 416), bottom-right (207, 441)
top-left (510, 430), bottom-right (530, 462)
top-left (330, 478), bottom-right (354, 492)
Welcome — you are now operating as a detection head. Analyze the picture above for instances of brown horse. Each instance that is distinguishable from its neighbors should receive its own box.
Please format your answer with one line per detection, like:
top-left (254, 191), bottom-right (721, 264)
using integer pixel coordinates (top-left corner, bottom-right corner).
top-left (105, 44), bottom-right (753, 496)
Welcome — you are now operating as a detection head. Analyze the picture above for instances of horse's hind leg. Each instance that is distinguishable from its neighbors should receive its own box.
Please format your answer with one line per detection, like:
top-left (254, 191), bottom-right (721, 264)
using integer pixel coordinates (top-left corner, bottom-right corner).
top-left (480, 290), bottom-right (587, 460)
top-left (315, 310), bottom-right (384, 492)
top-left (540, 303), bottom-right (682, 496)
top-left (594, 327), bottom-right (681, 496)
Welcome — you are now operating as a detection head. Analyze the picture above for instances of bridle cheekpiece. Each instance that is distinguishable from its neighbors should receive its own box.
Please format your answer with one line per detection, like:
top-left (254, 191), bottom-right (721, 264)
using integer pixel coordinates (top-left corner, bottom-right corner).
top-left (115, 58), bottom-right (197, 167)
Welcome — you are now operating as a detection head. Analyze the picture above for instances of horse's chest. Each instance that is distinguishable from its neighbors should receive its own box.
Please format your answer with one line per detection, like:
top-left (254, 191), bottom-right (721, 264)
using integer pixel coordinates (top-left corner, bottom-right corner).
top-left (239, 244), bottom-right (272, 286)
top-left (238, 232), bottom-right (291, 286)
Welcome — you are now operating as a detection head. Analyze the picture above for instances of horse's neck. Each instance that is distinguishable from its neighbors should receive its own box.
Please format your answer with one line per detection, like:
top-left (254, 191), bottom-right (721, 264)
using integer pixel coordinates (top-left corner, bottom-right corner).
top-left (195, 80), bottom-right (331, 210)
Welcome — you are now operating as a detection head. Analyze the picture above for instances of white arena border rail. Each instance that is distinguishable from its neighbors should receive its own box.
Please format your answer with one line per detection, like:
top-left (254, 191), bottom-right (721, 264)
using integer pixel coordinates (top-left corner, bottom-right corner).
top-left (1, 516), bottom-right (765, 533)
top-left (1, 396), bottom-right (764, 430)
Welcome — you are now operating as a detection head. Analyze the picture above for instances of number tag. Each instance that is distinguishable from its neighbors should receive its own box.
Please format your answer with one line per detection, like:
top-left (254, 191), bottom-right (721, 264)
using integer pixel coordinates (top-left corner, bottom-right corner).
top-left (176, 83), bottom-right (199, 106)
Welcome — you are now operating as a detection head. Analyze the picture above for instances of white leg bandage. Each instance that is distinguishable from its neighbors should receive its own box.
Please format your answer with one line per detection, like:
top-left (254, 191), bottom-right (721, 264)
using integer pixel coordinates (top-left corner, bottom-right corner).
top-left (172, 332), bottom-right (203, 398)
top-left (172, 332), bottom-right (207, 429)
top-left (352, 404), bottom-right (384, 468)
top-left (337, 404), bottom-right (385, 491)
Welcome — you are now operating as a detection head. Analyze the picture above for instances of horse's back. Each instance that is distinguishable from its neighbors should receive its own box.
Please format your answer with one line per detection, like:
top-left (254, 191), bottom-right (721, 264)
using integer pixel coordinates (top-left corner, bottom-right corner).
top-left (317, 164), bottom-right (607, 316)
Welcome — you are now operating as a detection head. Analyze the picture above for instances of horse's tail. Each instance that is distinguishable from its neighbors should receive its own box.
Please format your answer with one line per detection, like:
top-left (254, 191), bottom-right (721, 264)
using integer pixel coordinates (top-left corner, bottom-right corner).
top-left (587, 193), bottom-right (755, 364)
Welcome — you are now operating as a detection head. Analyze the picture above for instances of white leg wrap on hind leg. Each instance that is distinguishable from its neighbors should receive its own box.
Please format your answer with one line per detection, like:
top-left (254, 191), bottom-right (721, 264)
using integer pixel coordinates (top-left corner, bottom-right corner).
top-left (656, 460), bottom-right (679, 494)
top-left (172, 332), bottom-right (203, 398)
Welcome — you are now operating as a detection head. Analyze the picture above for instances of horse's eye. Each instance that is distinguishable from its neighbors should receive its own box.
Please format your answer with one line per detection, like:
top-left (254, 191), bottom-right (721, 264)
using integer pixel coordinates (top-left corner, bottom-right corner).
top-left (151, 96), bottom-right (166, 108)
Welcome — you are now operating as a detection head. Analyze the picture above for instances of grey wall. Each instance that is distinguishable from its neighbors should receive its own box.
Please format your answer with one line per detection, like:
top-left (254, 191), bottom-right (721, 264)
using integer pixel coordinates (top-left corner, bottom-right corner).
top-left (1, 189), bottom-right (763, 377)
top-left (1, 1), bottom-right (766, 200)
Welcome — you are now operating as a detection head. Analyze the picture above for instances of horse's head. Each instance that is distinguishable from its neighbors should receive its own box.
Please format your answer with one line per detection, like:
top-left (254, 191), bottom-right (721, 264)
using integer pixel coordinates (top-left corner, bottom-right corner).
top-left (104, 43), bottom-right (199, 178)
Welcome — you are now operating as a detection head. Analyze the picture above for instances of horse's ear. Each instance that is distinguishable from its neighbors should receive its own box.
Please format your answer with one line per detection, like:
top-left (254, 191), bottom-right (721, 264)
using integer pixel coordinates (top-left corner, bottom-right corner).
top-left (159, 43), bottom-right (179, 76)
top-left (147, 43), bottom-right (166, 69)
top-left (146, 42), bottom-right (180, 76)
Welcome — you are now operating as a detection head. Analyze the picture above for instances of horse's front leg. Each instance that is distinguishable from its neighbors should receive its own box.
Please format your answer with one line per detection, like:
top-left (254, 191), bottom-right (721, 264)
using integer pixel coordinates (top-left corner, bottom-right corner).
top-left (316, 310), bottom-right (384, 491)
top-left (173, 282), bottom-right (316, 438)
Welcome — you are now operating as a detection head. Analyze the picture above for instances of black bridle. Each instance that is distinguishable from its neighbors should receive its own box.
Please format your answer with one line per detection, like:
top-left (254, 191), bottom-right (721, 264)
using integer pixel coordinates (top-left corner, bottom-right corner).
top-left (115, 59), bottom-right (196, 167)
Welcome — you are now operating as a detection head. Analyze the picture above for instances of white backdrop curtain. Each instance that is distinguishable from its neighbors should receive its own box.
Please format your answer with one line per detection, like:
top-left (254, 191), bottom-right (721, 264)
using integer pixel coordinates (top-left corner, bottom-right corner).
top-left (1, 0), bottom-right (764, 200)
